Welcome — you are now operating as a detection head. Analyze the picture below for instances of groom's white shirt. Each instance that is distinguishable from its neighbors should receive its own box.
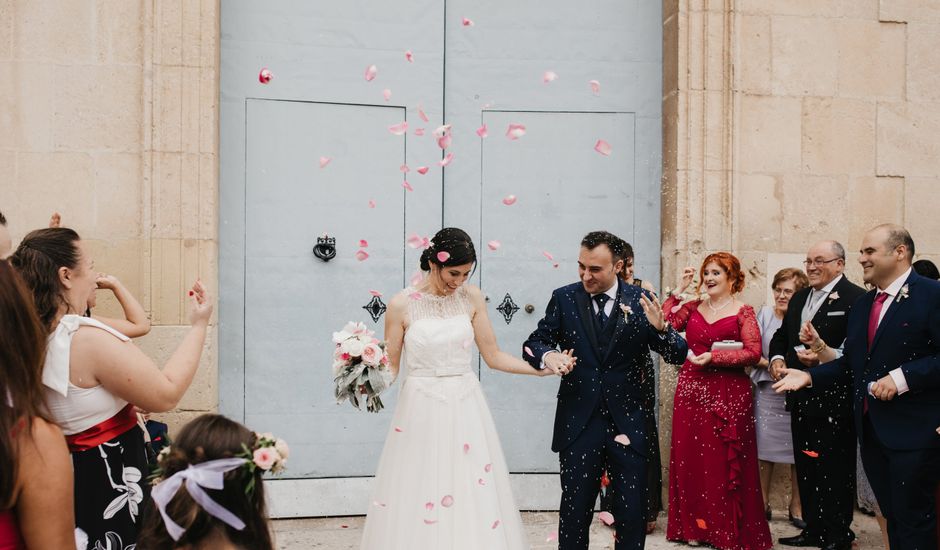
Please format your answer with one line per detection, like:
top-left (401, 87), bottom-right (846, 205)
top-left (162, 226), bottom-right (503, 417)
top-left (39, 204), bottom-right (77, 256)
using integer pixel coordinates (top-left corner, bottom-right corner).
top-left (540, 282), bottom-right (618, 368)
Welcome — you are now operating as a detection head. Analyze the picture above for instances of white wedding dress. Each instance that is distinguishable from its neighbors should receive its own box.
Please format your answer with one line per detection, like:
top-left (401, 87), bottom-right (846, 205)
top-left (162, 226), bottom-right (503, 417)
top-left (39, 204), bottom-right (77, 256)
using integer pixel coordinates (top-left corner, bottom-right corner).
top-left (360, 286), bottom-right (529, 549)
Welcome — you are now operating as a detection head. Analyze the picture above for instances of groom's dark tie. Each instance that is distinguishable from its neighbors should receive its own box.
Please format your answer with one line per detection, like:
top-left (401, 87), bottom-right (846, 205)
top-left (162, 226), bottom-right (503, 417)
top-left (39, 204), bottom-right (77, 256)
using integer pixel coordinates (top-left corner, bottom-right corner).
top-left (593, 293), bottom-right (610, 330)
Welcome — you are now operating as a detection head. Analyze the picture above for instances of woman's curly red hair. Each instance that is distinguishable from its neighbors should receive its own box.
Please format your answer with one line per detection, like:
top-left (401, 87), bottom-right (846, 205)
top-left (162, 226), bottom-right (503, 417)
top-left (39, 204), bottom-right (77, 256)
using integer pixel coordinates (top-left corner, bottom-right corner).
top-left (698, 252), bottom-right (746, 294)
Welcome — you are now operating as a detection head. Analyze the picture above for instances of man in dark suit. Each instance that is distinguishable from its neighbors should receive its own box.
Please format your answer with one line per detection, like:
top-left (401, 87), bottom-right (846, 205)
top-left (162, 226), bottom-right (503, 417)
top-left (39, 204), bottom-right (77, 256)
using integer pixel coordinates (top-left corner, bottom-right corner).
top-left (775, 224), bottom-right (940, 549)
top-left (523, 231), bottom-right (688, 550)
top-left (769, 240), bottom-right (866, 550)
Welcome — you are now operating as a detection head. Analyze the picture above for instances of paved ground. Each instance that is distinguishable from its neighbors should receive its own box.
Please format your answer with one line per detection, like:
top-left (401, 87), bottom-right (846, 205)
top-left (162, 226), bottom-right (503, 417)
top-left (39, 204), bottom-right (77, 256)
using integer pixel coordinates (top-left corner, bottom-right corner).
top-left (272, 510), bottom-right (884, 549)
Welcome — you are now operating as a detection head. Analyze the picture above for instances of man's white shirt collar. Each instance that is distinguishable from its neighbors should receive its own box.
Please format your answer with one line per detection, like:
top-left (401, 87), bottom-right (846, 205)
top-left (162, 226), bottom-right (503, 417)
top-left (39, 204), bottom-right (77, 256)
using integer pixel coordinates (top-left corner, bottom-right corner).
top-left (879, 267), bottom-right (912, 298)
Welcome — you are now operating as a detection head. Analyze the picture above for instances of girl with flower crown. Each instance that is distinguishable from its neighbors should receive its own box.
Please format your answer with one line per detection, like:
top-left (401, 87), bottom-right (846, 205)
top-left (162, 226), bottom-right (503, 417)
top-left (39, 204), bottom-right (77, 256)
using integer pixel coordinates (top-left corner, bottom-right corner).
top-left (138, 414), bottom-right (285, 550)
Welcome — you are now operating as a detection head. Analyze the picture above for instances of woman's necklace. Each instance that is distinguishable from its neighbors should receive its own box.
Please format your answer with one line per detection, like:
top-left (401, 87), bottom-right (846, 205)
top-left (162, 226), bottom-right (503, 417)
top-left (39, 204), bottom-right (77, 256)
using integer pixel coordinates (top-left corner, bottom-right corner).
top-left (706, 295), bottom-right (733, 314)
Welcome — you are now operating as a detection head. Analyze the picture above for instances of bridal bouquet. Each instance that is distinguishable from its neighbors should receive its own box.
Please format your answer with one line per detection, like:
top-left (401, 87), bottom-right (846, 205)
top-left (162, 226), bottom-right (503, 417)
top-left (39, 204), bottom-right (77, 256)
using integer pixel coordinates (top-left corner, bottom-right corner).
top-left (332, 321), bottom-right (392, 413)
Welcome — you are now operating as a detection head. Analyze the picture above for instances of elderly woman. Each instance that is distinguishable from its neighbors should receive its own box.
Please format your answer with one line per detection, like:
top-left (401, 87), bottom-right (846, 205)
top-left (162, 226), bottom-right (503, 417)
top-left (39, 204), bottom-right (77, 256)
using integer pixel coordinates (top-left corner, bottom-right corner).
top-left (751, 268), bottom-right (808, 527)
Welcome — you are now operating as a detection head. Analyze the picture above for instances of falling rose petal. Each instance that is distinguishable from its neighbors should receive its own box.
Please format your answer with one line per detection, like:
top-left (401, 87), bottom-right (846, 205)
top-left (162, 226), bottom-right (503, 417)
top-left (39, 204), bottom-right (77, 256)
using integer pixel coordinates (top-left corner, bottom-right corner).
top-left (410, 271), bottom-right (424, 287)
top-left (383, 88), bottom-right (392, 101)
top-left (400, 164), bottom-right (410, 173)
top-left (802, 450), bottom-right (820, 458)
top-left (598, 511), bottom-right (615, 526)
top-left (355, 250), bottom-right (370, 262)
top-left (369, 290), bottom-right (382, 297)
top-left (505, 123), bottom-right (526, 140)
top-left (414, 128), bottom-right (426, 136)
top-left (589, 79), bottom-right (601, 95)
top-left (425, 502), bottom-right (434, 511)
top-left (477, 478), bottom-right (486, 486)
top-left (543, 251), bottom-right (555, 261)
top-left (463, 443), bottom-right (470, 454)
top-left (359, 239), bottom-right (369, 248)
top-left (407, 234), bottom-right (426, 249)
top-left (441, 495), bottom-right (454, 508)
top-left (402, 180), bottom-right (413, 192)
top-left (258, 68), bottom-right (273, 84)
top-left (462, 17), bottom-right (474, 26)
top-left (696, 518), bottom-right (708, 530)
top-left (476, 124), bottom-right (488, 138)
top-left (491, 520), bottom-right (500, 530)
top-left (409, 292), bottom-right (423, 301)
top-left (368, 199), bottom-right (376, 209)
top-left (405, 50), bottom-right (414, 62)
top-left (433, 124), bottom-right (452, 138)
top-left (437, 134), bottom-right (452, 149)
top-left (438, 152), bottom-right (454, 167)
top-left (418, 107), bottom-right (430, 122)
top-left (614, 434), bottom-right (631, 446)
top-left (543, 70), bottom-right (558, 83)
top-left (484, 463), bottom-right (492, 473)
top-left (364, 64), bottom-right (378, 81)
top-left (487, 240), bottom-right (501, 251)
top-left (423, 519), bottom-right (438, 525)
top-left (416, 166), bottom-right (429, 175)
top-left (594, 139), bottom-right (612, 156)
top-left (524, 346), bottom-right (534, 357)
top-left (319, 156), bottom-right (331, 168)
top-left (437, 251), bottom-right (451, 262)
top-left (546, 530), bottom-right (559, 542)
top-left (502, 195), bottom-right (517, 206)
top-left (394, 426), bottom-right (403, 432)
top-left (389, 121), bottom-right (408, 135)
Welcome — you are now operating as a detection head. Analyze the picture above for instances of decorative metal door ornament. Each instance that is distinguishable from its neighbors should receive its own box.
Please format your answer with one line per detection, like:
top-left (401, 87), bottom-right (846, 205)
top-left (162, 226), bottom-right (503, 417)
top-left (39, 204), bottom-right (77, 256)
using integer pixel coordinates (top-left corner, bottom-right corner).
top-left (313, 235), bottom-right (336, 262)
top-left (362, 295), bottom-right (387, 323)
top-left (495, 293), bottom-right (520, 325)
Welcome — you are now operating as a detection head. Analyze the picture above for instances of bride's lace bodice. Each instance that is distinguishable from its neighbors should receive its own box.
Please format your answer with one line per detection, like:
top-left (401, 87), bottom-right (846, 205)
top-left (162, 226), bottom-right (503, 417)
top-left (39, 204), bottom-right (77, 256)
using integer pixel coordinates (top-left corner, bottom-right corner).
top-left (402, 286), bottom-right (475, 377)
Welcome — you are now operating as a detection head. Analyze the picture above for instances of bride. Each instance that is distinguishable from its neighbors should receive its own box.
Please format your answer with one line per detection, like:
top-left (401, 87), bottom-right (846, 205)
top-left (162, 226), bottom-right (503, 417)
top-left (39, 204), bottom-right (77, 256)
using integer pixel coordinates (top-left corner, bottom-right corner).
top-left (360, 228), bottom-right (570, 549)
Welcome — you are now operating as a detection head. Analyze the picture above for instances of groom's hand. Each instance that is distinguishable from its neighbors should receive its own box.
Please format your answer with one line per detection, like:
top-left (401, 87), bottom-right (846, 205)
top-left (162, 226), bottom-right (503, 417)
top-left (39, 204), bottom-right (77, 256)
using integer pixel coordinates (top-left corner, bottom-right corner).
top-left (544, 349), bottom-right (577, 377)
top-left (639, 293), bottom-right (666, 332)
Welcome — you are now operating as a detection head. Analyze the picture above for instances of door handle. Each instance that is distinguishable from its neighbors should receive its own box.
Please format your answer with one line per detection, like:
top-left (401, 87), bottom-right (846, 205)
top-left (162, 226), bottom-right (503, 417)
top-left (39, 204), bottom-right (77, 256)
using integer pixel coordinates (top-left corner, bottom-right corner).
top-left (525, 304), bottom-right (535, 314)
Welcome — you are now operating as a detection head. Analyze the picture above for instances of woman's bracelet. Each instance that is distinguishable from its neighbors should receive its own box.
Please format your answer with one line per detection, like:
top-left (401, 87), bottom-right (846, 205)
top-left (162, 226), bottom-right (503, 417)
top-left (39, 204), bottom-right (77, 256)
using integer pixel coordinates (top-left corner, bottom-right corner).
top-left (810, 339), bottom-right (827, 354)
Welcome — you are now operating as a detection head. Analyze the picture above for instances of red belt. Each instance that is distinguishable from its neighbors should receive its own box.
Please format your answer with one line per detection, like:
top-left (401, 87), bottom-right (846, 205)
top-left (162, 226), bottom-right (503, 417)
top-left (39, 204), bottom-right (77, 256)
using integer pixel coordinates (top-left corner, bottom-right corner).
top-left (66, 404), bottom-right (138, 452)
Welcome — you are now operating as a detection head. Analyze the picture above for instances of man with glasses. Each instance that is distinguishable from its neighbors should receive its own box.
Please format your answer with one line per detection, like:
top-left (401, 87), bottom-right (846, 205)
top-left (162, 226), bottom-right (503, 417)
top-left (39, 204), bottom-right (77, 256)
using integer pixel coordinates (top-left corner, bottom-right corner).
top-left (769, 241), bottom-right (866, 550)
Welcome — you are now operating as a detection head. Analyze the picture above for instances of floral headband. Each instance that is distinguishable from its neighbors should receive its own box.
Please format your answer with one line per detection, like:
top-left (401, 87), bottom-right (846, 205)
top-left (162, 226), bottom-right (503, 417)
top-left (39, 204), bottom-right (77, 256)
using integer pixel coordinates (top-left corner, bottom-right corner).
top-left (150, 433), bottom-right (288, 541)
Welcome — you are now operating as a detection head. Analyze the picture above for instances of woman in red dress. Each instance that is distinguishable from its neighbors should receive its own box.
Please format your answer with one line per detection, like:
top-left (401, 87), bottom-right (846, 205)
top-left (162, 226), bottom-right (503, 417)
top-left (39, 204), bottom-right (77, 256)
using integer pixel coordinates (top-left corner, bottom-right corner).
top-left (664, 252), bottom-right (772, 550)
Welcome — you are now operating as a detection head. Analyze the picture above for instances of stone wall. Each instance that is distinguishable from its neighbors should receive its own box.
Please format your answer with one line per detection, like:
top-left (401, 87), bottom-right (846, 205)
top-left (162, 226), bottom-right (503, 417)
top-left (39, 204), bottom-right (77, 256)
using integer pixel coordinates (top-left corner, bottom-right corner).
top-left (0, 0), bottom-right (220, 426)
top-left (662, 0), bottom-right (940, 512)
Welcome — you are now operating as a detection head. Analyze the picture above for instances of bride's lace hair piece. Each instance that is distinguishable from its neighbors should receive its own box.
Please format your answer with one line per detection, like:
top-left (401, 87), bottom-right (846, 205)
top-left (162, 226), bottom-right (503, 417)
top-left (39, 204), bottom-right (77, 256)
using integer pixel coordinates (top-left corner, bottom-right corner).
top-left (406, 285), bottom-right (474, 323)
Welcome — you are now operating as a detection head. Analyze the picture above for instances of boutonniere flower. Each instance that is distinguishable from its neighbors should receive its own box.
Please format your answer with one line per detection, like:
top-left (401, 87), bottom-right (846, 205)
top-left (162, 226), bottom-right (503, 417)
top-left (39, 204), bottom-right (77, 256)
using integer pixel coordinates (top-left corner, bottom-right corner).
top-left (827, 291), bottom-right (840, 304)
top-left (620, 304), bottom-right (633, 321)
top-left (897, 284), bottom-right (910, 302)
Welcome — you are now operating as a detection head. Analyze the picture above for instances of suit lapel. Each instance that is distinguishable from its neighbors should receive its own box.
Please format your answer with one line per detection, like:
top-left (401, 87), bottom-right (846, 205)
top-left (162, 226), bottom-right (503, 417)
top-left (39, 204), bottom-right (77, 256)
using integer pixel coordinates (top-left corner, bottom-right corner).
top-left (871, 274), bottom-right (915, 353)
top-left (810, 277), bottom-right (845, 322)
top-left (574, 287), bottom-right (601, 355)
top-left (601, 280), bottom-right (629, 365)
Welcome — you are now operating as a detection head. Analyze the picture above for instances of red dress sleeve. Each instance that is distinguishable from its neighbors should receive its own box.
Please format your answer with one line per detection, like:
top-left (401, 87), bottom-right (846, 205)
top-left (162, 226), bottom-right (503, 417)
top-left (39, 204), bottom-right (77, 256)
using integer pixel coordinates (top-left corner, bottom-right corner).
top-left (663, 296), bottom-right (700, 333)
top-left (710, 305), bottom-right (762, 368)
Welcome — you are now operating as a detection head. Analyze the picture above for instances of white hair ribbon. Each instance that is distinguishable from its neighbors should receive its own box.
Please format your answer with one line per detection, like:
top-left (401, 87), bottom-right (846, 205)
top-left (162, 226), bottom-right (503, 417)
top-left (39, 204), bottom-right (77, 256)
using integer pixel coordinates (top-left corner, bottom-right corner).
top-left (150, 457), bottom-right (248, 541)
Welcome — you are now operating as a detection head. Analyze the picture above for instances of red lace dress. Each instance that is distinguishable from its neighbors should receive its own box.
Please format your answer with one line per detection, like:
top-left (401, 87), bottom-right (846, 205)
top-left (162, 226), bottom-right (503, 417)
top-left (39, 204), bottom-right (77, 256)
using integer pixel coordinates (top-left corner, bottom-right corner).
top-left (0, 510), bottom-right (24, 550)
top-left (663, 299), bottom-right (772, 550)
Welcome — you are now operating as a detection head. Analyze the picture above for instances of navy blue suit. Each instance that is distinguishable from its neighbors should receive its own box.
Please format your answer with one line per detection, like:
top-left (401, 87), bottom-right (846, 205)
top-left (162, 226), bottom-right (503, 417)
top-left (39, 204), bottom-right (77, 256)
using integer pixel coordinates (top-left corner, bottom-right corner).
top-left (809, 271), bottom-right (940, 549)
top-left (524, 279), bottom-right (688, 550)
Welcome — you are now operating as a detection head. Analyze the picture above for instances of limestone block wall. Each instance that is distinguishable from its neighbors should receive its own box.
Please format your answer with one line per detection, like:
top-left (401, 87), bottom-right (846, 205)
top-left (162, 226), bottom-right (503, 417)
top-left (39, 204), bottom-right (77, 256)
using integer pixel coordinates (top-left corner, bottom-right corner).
top-left (662, 0), bottom-right (940, 511)
top-left (0, 0), bottom-right (220, 427)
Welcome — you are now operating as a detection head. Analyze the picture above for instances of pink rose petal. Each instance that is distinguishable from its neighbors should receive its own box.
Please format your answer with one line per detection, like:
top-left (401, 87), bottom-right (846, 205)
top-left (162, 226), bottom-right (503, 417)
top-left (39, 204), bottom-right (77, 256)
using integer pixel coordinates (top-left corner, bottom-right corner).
top-left (478, 478), bottom-right (486, 486)
top-left (437, 251), bottom-right (451, 262)
top-left (437, 134), bottom-right (452, 149)
top-left (425, 502), bottom-right (434, 511)
top-left (319, 156), bottom-right (331, 168)
top-left (402, 180), bottom-right (414, 192)
top-left (438, 153), bottom-right (454, 167)
top-left (423, 519), bottom-right (438, 525)
top-left (258, 68), bottom-right (273, 84)
top-left (594, 139), bottom-right (612, 156)
top-left (407, 234), bottom-right (427, 249)
top-left (433, 124), bottom-right (452, 138)
top-left (355, 250), bottom-right (369, 262)
top-left (524, 346), bottom-right (534, 357)
top-left (502, 195), bottom-right (517, 206)
top-left (487, 240), bottom-right (501, 251)
top-left (382, 88), bottom-right (392, 101)
top-left (441, 495), bottom-right (454, 507)
top-left (462, 17), bottom-right (474, 26)
top-left (491, 520), bottom-right (500, 529)
top-left (394, 426), bottom-right (403, 432)
top-left (369, 290), bottom-right (382, 297)
top-left (416, 166), bottom-right (429, 175)
top-left (543, 251), bottom-right (555, 261)
top-left (359, 239), bottom-right (369, 248)
top-left (589, 79), bottom-right (601, 95)
top-left (546, 530), bottom-right (559, 542)
top-left (364, 64), bottom-right (377, 81)
top-left (405, 50), bottom-right (414, 62)
top-left (598, 511), bottom-right (615, 526)
top-left (368, 199), bottom-right (376, 208)
top-left (476, 124), bottom-right (488, 138)
top-left (414, 128), bottom-right (426, 136)
top-left (400, 164), bottom-right (410, 173)
top-left (614, 434), bottom-right (630, 446)
top-left (410, 271), bottom-right (424, 287)
top-left (484, 463), bottom-right (492, 473)
top-left (409, 292), bottom-right (423, 300)
top-left (389, 121), bottom-right (408, 135)
top-left (543, 70), bottom-right (558, 83)
top-left (463, 443), bottom-right (470, 454)
top-left (506, 123), bottom-right (526, 140)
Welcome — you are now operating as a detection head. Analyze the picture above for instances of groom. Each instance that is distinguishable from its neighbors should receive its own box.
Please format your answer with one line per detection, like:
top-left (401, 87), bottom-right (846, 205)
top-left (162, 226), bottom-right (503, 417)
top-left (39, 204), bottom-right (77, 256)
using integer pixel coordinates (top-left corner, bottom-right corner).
top-left (523, 231), bottom-right (688, 549)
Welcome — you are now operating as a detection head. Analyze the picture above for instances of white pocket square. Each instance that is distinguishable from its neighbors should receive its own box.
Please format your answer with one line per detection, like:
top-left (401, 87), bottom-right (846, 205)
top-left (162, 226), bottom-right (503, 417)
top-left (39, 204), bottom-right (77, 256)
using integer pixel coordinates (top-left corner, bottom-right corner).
top-left (827, 311), bottom-right (846, 316)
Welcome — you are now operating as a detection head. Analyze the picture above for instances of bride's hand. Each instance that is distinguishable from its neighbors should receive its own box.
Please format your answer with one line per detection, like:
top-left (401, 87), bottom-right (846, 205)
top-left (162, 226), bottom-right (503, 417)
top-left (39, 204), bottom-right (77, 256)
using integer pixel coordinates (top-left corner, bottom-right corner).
top-left (544, 349), bottom-right (577, 376)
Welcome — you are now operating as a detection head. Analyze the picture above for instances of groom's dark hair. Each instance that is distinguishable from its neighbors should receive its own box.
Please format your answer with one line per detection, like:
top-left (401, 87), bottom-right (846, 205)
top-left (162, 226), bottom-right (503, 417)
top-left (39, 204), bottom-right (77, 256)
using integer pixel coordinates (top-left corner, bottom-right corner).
top-left (581, 231), bottom-right (625, 261)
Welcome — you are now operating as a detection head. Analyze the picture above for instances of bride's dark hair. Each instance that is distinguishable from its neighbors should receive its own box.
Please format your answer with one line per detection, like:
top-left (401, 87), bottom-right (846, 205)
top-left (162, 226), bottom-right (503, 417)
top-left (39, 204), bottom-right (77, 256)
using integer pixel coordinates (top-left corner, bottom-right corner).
top-left (419, 228), bottom-right (477, 272)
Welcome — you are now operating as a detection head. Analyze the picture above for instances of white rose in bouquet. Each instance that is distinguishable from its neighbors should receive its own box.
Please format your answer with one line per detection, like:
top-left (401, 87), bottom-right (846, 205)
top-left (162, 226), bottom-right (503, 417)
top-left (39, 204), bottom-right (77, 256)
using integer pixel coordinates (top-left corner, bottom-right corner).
top-left (342, 337), bottom-right (366, 357)
top-left (361, 342), bottom-right (384, 367)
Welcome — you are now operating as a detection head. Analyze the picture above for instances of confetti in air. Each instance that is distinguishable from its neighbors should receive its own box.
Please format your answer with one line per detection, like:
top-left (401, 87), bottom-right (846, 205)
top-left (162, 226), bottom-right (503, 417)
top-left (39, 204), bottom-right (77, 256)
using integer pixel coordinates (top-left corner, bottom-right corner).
top-left (594, 139), bottom-right (612, 156)
top-left (364, 64), bottom-right (378, 81)
top-left (505, 124), bottom-right (526, 140)
top-left (589, 80), bottom-right (601, 95)
top-left (258, 68), bottom-right (273, 84)
top-left (319, 157), bottom-right (331, 168)
top-left (543, 70), bottom-right (558, 83)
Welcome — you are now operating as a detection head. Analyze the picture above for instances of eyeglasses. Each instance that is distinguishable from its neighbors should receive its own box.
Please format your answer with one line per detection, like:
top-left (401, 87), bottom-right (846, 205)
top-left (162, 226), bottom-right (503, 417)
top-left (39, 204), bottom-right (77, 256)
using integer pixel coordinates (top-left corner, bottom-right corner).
top-left (772, 288), bottom-right (795, 296)
top-left (803, 258), bottom-right (841, 268)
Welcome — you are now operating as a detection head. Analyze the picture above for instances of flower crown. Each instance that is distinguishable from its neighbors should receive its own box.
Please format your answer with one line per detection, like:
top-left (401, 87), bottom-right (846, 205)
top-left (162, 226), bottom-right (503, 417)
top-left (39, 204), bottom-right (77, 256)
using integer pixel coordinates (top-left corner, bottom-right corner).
top-left (153, 432), bottom-right (289, 496)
